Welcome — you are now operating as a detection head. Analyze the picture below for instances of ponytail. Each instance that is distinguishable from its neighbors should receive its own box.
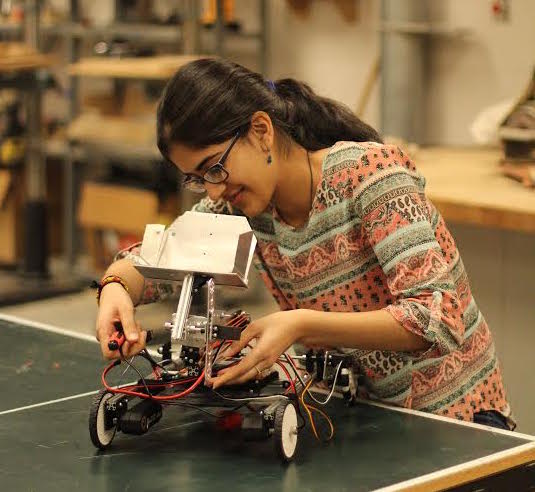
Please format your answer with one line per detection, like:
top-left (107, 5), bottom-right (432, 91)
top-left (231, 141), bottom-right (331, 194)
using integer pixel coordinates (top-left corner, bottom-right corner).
top-left (157, 58), bottom-right (382, 159)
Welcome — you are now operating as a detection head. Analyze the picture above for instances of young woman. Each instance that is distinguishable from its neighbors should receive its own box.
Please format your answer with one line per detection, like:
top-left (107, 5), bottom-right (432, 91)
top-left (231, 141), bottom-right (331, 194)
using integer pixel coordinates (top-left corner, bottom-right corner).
top-left (96, 58), bottom-right (514, 430)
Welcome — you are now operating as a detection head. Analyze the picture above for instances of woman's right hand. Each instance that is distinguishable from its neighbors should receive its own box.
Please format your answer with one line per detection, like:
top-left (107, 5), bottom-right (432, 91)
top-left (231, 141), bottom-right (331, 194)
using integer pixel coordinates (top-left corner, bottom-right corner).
top-left (96, 282), bottom-right (148, 359)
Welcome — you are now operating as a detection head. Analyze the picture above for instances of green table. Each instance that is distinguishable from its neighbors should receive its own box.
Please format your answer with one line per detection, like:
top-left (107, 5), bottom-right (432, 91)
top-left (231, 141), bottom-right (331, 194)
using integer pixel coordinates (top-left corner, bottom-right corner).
top-left (1, 316), bottom-right (534, 491)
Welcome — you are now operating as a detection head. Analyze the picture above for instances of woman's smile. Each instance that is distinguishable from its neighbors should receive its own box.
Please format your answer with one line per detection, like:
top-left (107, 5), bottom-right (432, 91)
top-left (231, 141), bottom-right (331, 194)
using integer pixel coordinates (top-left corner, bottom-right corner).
top-left (227, 187), bottom-right (244, 207)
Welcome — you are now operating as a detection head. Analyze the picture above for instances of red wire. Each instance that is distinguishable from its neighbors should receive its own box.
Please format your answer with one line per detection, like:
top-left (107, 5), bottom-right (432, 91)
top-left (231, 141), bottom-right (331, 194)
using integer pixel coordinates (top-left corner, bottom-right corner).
top-left (102, 362), bottom-right (205, 401)
top-left (122, 377), bottom-right (198, 391)
top-left (276, 360), bottom-right (296, 395)
top-left (100, 310), bottom-right (251, 400)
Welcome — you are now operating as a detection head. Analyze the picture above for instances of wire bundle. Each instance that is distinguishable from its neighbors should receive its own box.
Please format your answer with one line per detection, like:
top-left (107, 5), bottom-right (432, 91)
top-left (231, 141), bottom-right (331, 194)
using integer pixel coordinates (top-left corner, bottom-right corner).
top-left (101, 311), bottom-right (342, 443)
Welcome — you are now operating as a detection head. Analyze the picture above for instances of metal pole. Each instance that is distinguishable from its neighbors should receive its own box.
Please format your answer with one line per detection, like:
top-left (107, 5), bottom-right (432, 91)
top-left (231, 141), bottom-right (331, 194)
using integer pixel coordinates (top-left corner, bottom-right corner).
top-left (64, 0), bottom-right (80, 266)
top-left (215, 0), bottom-right (224, 57)
top-left (23, 0), bottom-right (48, 276)
top-left (171, 273), bottom-right (195, 341)
top-left (24, 0), bottom-right (44, 203)
top-left (183, 0), bottom-right (201, 55)
top-left (259, 0), bottom-right (269, 76)
top-left (380, 0), bottom-right (428, 144)
top-left (204, 277), bottom-right (215, 382)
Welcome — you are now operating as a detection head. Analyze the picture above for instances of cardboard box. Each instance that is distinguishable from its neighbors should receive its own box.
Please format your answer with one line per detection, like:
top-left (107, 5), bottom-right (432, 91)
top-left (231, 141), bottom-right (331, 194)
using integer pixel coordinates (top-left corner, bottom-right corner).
top-left (77, 181), bottom-right (160, 271)
top-left (78, 181), bottom-right (158, 233)
top-left (0, 169), bottom-right (23, 264)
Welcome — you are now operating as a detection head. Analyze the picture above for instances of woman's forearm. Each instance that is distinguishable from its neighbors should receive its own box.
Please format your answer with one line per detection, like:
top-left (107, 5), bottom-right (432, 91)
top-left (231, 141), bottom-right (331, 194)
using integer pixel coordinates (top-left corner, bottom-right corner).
top-left (297, 309), bottom-right (430, 352)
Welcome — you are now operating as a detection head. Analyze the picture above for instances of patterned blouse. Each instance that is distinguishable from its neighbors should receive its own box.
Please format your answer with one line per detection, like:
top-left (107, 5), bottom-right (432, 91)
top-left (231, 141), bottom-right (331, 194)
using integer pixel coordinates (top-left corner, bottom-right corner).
top-left (123, 141), bottom-right (513, 427)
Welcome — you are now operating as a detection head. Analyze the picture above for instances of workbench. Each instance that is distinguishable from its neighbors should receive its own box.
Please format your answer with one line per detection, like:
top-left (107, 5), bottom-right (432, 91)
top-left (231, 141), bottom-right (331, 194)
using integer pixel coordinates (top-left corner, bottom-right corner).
top-left (1, 315), bottom-right (533, 491)
top-left (416, 146), bottom-right (535, 234)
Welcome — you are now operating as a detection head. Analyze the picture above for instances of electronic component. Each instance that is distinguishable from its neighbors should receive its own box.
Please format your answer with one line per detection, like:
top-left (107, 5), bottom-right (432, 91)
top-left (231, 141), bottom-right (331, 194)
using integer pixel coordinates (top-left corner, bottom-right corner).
top-left (89, 216), bottom-right (357, 462)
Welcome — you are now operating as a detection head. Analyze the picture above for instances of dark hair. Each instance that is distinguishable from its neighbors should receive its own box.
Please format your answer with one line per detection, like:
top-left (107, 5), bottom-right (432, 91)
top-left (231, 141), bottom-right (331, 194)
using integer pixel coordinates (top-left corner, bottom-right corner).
top-left (157, 58), bottom-right (382, 158)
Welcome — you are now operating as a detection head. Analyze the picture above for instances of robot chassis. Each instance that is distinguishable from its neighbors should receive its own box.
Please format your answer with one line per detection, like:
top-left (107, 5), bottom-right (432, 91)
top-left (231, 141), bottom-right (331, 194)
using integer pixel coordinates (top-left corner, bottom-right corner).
top-left (89, 214), bottom-right (356, 462)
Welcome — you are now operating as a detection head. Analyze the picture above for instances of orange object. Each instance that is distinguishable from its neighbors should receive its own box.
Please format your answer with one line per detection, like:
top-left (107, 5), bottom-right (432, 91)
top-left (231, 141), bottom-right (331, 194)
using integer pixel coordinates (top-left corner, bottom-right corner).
top-left (201, 0), bottom-right (236, 25)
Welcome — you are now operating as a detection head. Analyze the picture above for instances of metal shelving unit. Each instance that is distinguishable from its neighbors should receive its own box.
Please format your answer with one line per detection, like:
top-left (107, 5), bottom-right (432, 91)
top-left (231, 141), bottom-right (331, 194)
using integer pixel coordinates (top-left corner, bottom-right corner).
top-left (1, 21), bottom-right (182, 43)
top-left (0, 0), bottom-right (87, 305)
top-left (2, 0), bottom-right (269, 276)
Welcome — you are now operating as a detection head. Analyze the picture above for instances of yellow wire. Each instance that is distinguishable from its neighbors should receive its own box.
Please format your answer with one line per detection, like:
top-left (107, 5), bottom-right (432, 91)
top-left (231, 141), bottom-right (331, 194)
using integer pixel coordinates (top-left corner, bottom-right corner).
top-left (300, 378), bottom-right (335, 442)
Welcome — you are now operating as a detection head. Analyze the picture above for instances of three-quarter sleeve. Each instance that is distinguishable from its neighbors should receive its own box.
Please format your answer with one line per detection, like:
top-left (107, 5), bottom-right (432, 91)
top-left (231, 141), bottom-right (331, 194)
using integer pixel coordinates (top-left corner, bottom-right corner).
top-left (356, 145), bottom-right (465, 356)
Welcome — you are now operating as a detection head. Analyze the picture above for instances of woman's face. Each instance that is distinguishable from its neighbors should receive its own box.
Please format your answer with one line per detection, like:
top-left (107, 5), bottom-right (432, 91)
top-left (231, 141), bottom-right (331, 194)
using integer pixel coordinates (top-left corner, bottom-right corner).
top-left (168, 116), bottom-right (279, 218)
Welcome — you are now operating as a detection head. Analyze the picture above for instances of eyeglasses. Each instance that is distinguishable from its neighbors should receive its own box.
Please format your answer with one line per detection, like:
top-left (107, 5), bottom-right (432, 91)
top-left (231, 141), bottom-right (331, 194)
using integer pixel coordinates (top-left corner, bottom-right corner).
top-left (181, 132), bottom-right (240, 193)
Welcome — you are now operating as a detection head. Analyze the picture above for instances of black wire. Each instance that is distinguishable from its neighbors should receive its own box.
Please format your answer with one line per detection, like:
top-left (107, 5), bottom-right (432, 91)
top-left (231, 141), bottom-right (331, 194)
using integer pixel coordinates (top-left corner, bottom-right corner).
top-left (139, 349), bottom-right (169, 372)
top-left (116, 341), bottom-right (292, 420)
top-left (116, 349), bottom-right (245, 418)
top-left (163, 401), bottom-right (222, 418)
top-left (119, 347), bottom-right (155, 398)
top-left (213, 339), bottom-right (226, 360)
top-left (164, 401), bottom-right (249, 419)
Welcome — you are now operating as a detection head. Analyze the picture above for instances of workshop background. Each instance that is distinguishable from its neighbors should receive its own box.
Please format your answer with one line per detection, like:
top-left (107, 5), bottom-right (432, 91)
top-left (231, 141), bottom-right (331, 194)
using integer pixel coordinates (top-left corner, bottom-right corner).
top-left (0, 0), bottom-right (534, 433)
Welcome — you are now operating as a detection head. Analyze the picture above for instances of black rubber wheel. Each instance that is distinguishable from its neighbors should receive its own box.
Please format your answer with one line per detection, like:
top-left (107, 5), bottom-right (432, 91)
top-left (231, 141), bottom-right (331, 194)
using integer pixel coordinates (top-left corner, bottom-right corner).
top-left (89, 389), bottom-right (117, 450)
top-left (273, 401), bottom-right (298, 462)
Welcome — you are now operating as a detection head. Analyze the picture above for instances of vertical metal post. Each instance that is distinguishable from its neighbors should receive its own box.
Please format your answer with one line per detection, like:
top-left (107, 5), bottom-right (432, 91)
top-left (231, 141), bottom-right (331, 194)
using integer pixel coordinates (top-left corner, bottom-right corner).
top-left (171, 273), bottom-right (195, 341)
top-left (204, 277), bottom-right (215, 382)
top-left (380, 0), bottom-right (427, 144)
top-left (183, 0), bottom-right (201, 55)
top-left (215, 0), bottom-right (224, 57)
top-left (259, 0), bottom-right (269, 76)
top-left (23, 0), bottom-right (48, 275)
top-left (64, 0), bottom-right (80, 266)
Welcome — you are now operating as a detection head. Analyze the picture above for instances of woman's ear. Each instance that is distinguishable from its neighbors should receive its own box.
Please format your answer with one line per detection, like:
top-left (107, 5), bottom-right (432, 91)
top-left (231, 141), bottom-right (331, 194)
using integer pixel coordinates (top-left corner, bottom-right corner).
top-left (249, 111), bottom-right (274, 152)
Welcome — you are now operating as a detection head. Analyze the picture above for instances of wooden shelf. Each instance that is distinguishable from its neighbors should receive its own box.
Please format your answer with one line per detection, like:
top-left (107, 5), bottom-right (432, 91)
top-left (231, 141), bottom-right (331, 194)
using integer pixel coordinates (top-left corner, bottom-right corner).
top-left (0, 42), bottom-right (56, 72)
top-left (416, 146), bottom-right (535, 234)
top-left (66, 113), bottom-right (159, 160)
top-left (49, 22), bottom-right (182, 43)
top-left (69, 54), bottom-right (204, 80)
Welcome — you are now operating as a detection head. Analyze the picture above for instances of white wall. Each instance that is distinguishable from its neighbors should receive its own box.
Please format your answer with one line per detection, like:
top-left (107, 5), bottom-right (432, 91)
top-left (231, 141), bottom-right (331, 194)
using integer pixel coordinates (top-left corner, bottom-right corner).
top-left (425, 0), bottom-right (535, 145)
top-left (261, 0), bottom-right (535, 146)
top-left (268, 0), bottom-right (381, 130)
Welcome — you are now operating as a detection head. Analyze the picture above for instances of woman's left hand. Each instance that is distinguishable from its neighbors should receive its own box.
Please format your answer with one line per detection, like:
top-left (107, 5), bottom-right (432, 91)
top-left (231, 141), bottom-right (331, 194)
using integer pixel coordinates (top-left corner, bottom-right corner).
top-left (210, 310), bottom-right (308, 389)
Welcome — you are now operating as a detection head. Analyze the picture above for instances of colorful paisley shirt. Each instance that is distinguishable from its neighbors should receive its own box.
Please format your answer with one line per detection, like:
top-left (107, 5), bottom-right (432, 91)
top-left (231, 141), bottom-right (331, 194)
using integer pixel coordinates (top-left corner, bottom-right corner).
top-left (120, 141), bottom-right (513, 427)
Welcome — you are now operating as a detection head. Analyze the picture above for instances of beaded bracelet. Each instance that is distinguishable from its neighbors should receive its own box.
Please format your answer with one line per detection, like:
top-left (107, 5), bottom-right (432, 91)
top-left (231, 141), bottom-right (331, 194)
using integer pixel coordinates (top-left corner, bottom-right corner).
top-left (93, 275), bottom-right (130, 305)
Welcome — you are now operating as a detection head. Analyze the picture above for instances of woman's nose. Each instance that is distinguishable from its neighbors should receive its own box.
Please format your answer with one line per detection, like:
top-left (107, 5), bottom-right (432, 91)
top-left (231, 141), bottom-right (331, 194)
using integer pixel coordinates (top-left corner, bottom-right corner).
top-left (204, 182), bottom-right (226, 202)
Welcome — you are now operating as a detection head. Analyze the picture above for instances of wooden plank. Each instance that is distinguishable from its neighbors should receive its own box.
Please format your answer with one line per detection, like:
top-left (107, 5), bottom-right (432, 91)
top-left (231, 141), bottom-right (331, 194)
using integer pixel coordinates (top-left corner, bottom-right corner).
top-left (384, 442), bottom-right (535, 491)
top-left (68, 54), bottom-right (205, 79)
top-left (415, 147), bottom-right (535, 233)
top-left (0, 42), bottom-right (55, 72)
top-left (67, 113), bottom-right (154, 146)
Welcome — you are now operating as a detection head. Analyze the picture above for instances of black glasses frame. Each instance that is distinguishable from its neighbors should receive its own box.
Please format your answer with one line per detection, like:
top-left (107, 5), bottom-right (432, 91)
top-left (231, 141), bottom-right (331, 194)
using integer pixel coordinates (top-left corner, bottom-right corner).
top-left (181, 131), bottom-right (241, 192)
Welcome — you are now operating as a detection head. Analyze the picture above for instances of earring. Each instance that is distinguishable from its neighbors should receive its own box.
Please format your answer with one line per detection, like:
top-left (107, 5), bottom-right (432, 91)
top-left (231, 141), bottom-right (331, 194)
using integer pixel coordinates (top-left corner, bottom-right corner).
top-left (267, 153), bottom-right (272, 165)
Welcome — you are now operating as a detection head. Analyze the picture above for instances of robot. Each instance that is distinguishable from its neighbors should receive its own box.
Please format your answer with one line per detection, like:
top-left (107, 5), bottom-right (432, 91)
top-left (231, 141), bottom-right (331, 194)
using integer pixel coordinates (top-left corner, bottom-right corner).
top-left (89, 212), bottom-right (356, 462)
